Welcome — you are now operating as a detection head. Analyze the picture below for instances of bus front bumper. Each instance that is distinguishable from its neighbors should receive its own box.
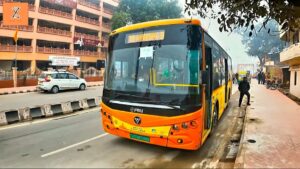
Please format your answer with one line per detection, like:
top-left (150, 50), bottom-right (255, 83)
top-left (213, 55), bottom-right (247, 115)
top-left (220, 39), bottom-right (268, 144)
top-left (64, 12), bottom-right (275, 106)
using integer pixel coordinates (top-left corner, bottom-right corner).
top-left (102, 111), bottom-right (202, 150)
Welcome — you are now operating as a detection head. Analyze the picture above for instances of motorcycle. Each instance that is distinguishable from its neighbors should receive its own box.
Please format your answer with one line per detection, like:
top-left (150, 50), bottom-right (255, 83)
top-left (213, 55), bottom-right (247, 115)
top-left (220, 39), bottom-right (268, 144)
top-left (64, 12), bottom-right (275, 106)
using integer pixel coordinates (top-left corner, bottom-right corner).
top-left (266, 78), bottom-right (280, 90)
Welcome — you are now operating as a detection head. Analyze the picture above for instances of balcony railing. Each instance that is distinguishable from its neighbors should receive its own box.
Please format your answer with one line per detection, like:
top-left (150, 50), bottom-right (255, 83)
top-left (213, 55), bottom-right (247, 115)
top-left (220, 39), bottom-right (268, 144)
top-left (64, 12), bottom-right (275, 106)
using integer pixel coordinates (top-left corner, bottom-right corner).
top-left (74, 32), bottom-right (99, 41)
top-left (74, 50), bottom-right (100, 56)
top-left (0, 21), bottom-right (34, 32)
top-left (0, 44), bottom-right (33, 53)
top-left (37, 26), bottom-right (72, 37)
top-left (39, 6), bottom-right (73, 19)
top-left (36, 46), bottom-right (71, 55)
top-left (103, 8), bottom-right (113, 15)
top-left (280, 43), bottom-right (300, 63)
top-left (75, 15), bottom-right (100, 26)
top-left (29, 4), bottom-right (35, 11)
top-left (78, 0), bottom-right (100, 10)
top-left (102, 23), bottom-right (111, 29)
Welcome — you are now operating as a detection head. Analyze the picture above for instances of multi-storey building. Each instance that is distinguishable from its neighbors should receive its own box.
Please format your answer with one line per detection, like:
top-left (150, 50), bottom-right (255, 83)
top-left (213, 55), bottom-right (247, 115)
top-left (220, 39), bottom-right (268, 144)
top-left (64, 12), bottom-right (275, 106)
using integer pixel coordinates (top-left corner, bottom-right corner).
top-left (0, 0), bottom-right (118, 73)
top-left (280, 29), bottom-right (300, 98)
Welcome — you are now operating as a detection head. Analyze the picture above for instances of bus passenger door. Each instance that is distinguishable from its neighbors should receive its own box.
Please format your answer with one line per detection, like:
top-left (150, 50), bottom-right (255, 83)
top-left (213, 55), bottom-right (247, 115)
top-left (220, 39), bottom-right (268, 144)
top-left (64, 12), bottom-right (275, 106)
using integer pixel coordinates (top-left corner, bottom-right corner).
top-left (204, 47), bottom-right (213, 129)
top-left (225, 58), bottom-right (229, 103)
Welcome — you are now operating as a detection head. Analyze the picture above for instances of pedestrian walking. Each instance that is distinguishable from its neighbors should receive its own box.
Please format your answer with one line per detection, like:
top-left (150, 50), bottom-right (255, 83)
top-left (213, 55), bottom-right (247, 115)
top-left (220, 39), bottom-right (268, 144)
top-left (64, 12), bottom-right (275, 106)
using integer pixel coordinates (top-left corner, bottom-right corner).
top-left (262, 72), bottom-right (266, 85)
top-left (238, 77), bottom-right (251, 107)
top-left (257, 71), bottom-right (262, 84)
top-left (235, 73), bottom-right (239, 84)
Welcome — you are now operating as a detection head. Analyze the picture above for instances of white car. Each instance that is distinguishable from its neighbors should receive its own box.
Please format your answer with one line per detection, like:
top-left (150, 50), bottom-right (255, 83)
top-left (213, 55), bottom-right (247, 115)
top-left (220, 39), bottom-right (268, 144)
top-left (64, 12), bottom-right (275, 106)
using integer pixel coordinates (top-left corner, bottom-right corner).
top-left (37, 71), bottom-right (87, 94)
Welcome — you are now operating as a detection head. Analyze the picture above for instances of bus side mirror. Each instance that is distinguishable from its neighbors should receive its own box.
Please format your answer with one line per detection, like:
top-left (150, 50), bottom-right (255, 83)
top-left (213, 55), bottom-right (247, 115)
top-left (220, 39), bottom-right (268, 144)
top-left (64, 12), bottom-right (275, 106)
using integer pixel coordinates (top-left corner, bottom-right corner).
top-left (202, 70), bottom-right (209, 85)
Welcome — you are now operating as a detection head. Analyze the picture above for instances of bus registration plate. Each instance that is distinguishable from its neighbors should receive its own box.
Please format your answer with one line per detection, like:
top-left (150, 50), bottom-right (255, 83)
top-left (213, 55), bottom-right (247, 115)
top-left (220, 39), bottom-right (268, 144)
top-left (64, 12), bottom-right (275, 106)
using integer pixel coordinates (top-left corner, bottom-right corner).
top-left (130, 133), bottom-right (150, 142)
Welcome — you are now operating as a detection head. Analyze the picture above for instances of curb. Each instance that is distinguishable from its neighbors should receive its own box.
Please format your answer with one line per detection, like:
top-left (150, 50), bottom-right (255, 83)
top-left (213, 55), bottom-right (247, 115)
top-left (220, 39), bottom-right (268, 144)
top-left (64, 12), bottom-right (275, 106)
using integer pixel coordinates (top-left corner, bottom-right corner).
top-left (0, 97), bottom-right (100, 126)
top-left (234, 106), bottom-right (250, 168)
top-left (0, 83), bottom-right (103, 95)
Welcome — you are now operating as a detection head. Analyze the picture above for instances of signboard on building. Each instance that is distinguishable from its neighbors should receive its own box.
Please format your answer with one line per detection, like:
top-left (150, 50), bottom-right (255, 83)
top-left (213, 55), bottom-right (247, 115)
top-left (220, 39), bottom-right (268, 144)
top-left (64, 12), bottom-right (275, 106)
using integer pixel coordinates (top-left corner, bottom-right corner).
top-left (49, 56), bottom-right (80, 66)
top-left (3, 2), bottom-right (28, 26)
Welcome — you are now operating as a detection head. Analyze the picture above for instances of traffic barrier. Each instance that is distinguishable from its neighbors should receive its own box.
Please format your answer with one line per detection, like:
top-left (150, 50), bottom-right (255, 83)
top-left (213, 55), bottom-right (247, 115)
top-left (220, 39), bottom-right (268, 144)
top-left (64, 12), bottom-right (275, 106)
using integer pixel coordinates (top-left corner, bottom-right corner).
top-left (51, 104), bottom-right (63, 116)
top-left (80, 99), bottom-right (89, 109)
top-left (61, 102), bottom-right (73, 114)
top-left (30, 107), bottom-right (45, 119)
top-left (71, 101), bottom-right (81, 112)
top-left (87, 98), bottom-right (97, 108)
top-left (19, 107), bottom-right (30, 121)
top-left (0, 97), bottom-right (100, 127)
top-left (0, 111), bottom-right (8, 126)
top-left (4, 110), bottom-right (20, 124)
top-left (42, 104), bottom-right (53, 117)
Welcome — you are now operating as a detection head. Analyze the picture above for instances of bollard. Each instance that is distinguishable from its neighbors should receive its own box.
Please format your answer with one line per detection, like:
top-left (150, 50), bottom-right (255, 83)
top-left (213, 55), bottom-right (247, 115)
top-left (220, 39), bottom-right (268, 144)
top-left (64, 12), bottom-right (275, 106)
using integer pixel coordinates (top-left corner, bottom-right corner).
top-left (51, 104), bottom-right (63, 116)
top-left (0, 111), bottom-right (8, 126)
top-left (71, 101), bottom-right (81, 112)
top-left (61, 102), bottom-right (73, 114)
top-left (5, 110), bottom-right (20, 124)
top-left (30, 107), bottom-right (45, 119)
top-left (19, 107), bottom-right (31, 121)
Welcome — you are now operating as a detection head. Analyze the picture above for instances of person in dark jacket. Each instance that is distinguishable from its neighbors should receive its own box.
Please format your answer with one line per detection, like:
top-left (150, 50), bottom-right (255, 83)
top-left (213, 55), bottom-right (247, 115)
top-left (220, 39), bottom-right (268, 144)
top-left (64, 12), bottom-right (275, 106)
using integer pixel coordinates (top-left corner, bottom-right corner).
top-left (238, 77), bottom-right (251, 107)
top-left (257, 71), bottom-right (262, 84)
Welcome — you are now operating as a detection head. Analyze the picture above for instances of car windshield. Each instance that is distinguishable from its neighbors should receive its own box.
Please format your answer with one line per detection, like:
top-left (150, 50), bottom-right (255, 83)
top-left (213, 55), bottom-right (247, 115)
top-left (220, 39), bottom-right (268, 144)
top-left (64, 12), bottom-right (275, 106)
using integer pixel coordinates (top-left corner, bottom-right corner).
top-left (104, 24), bottom-right (202, 107)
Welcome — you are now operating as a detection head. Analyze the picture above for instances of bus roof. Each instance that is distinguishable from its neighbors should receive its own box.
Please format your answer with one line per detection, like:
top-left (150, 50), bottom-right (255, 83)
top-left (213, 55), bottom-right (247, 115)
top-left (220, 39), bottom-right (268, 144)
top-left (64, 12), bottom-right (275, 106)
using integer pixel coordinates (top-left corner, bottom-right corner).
top-left (110, 18), bottom-right (201, 36)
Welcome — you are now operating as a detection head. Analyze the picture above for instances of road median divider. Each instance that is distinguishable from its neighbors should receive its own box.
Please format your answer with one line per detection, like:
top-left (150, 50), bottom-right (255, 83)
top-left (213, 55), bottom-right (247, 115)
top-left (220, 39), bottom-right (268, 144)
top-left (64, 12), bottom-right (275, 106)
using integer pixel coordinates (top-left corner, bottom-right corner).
top-left (0, 97), bottom-right (100, 127)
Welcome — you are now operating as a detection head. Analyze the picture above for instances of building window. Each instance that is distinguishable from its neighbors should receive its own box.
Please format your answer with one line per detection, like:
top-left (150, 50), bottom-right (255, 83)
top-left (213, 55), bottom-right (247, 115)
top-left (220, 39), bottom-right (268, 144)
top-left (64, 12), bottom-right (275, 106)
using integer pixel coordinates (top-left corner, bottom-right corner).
top-left (295, 71), bottom-right (298, 86)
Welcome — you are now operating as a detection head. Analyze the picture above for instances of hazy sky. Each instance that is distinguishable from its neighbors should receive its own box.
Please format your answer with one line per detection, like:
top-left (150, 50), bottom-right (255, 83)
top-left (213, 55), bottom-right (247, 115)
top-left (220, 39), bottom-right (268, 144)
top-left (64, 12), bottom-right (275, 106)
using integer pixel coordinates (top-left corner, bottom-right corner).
top-left (178, 0), bottom-right (259, 72)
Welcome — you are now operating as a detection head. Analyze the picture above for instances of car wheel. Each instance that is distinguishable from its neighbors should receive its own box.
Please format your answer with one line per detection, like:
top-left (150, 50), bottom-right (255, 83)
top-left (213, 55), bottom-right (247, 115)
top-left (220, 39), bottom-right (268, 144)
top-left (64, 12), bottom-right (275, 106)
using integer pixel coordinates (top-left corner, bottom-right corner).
top-left (79, 84), bottom-right (86, 90)
top-left (51, 86), bottom-right (59, 94)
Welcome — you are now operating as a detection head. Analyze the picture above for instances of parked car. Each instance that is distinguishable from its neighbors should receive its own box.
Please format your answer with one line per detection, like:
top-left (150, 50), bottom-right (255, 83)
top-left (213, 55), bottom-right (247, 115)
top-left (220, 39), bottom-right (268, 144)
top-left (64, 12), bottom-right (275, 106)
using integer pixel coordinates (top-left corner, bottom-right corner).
top-left (37, 71), bottom-right (87, 94)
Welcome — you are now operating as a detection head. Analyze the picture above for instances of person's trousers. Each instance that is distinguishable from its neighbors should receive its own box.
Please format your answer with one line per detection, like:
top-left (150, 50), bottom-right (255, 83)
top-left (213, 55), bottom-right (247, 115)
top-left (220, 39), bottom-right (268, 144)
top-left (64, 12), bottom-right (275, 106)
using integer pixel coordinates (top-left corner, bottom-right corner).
top-left (239, 91), bottom-right (250, 106)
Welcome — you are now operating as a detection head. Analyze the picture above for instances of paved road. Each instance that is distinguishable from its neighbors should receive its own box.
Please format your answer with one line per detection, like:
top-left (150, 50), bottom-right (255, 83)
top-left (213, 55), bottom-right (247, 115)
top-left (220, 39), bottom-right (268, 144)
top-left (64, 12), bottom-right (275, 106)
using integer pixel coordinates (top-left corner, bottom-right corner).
top-left (0, 91), bottom-right (243, 168)
top-left (0, 86), bottom-right (103, 111)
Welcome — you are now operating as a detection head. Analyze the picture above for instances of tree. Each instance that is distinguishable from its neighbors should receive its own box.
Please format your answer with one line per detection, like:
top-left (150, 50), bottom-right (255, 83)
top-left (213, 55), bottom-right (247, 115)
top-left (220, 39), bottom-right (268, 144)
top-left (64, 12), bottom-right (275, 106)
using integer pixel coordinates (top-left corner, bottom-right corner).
top-left (241, 20), bottom-right (285, 69)
top-left (185, 0), bottom-right (300, 36)
top-left (112, 0), bottom-right (182, 30)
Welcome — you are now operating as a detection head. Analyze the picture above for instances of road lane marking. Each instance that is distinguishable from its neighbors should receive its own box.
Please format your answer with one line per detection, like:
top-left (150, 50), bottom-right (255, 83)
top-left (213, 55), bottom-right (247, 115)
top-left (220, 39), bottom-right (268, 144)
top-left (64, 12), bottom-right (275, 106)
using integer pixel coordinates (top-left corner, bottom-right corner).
top-left (41, 133), bottom-right (109, 158)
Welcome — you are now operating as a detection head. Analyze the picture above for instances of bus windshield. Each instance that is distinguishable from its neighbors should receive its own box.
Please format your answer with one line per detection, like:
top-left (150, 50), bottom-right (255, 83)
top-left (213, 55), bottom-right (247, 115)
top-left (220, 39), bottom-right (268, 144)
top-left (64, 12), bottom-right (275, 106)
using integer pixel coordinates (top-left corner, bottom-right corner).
top-left (104, 25), bottom-right (202, 110)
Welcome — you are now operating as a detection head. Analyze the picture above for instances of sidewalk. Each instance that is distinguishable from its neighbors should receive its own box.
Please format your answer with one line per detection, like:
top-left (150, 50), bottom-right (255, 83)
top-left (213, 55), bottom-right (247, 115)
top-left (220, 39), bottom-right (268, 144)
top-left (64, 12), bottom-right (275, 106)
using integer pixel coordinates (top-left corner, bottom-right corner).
top-left (0, 81), bottom-right (103, 95)
top-left (235, 81), bottom-right (300, 168)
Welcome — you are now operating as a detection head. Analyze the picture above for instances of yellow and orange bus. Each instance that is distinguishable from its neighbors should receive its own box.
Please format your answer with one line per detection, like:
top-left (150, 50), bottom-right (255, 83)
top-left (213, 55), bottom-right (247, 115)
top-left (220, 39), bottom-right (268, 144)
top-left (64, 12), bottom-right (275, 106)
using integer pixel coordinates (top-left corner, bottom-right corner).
top-left (101, 18), bottom-right (232, 150)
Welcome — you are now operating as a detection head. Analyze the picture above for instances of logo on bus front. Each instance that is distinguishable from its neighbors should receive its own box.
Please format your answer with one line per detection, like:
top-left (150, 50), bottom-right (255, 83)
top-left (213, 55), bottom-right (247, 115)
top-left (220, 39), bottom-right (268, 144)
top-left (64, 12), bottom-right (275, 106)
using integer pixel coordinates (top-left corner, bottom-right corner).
top-left (134, 116), bottom-right (142, 125)
top-left (130, 107), bottom-right (144, 113)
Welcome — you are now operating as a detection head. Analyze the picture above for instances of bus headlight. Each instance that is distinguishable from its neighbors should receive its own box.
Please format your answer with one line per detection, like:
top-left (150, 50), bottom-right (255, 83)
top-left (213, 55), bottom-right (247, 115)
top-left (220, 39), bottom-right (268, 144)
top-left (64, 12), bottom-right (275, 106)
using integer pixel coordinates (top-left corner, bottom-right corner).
top-left (190, 120), bottom-right (197, 127)
top-left (172, 124), bottom-right (179, 130)
top-left (182, 122), bottom-right (188, 129)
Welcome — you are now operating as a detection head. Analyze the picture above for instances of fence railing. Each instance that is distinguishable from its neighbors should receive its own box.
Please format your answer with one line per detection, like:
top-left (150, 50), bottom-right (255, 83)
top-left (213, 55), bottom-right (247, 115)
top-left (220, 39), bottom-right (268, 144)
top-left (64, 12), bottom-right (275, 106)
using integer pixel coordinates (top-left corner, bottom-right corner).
top-left (78, 0), bottom-right (100, 10)
top-left (75, 15), bottom-right (100, 26)
top-left (36, 46), bottom-right (71, 55)
top-left (0, 45), bottom-right (33, 52)
top-left (0, 21), bottom-right (34, 32)
top-left (37, 26), bottom-right (72, 37)
top-left (74, 50), bottom-right (100, 56)
top-left (39, 6), bottom-right (73, 19)
top-left (102, 23), bottom-right (111, 29)
top-left (74, 32), bottom-right (99, 41)
top-left (103, 8), bottom-right (113, 15)
top-left (82, 67), bottom-right (103, 77)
